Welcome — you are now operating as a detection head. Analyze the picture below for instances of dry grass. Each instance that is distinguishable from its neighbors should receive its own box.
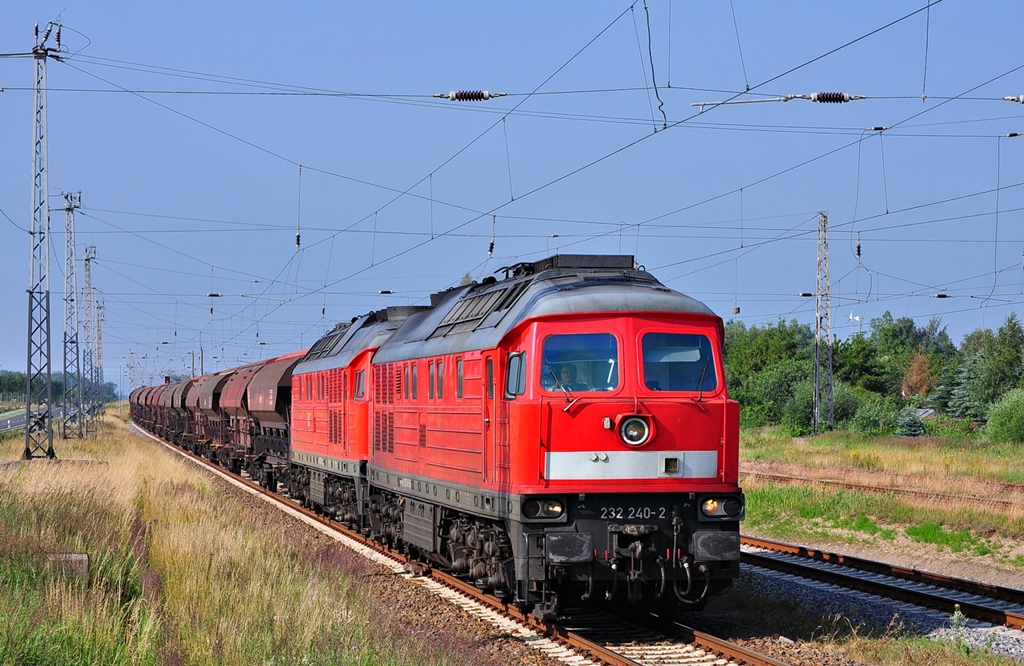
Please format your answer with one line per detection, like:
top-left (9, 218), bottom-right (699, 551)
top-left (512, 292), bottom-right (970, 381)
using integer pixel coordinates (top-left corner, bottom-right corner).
top-left (0, 419), bottom-right (489, 665)
top-left (742, 428), bottom-right (1024, 485)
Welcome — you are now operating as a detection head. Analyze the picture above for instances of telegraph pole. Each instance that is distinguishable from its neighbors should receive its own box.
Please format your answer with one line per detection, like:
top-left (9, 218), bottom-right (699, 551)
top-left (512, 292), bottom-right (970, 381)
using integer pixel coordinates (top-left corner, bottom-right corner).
top-left (813, 211), bottom-right (835, 434)
top-left (62, 191), bottom-right (83, 438)
top-left (23, 23), bottom-right (62, 459)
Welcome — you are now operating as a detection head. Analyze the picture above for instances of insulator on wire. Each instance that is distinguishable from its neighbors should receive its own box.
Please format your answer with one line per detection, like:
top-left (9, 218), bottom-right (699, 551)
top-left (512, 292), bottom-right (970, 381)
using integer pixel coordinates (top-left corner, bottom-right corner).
top-left (1004, 95), bottom-right (1024, 104)
top-left (811, 92), bottom-right (858, 103)
top-left (433, 90), bottom-right (507, 102)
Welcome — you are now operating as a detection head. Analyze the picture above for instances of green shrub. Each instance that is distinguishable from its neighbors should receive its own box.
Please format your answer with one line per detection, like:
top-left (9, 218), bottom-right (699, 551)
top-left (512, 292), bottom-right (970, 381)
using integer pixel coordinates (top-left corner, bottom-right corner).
top-left (922, 413), bottom-right (978, 438)
top-left (780, 378), bottom-right (859, 436)
top-left (987, 388), bottom-right (1024, 444)
top-left (737, 358), bottom-right (812, 427)
top-left (851, 394), bottom-right (901, 436)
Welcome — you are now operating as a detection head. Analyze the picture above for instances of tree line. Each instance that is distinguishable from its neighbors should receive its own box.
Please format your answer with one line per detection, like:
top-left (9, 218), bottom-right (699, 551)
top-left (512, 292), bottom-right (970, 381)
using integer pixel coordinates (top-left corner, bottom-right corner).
top-left (0, 370), bottom-right (118, 405)
top-left (724, 312), bottom-right (1024, 442)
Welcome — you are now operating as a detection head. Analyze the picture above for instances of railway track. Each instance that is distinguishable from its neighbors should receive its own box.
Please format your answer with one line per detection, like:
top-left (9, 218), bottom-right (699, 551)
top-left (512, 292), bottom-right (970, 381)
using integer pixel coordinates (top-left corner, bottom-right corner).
top-left (131, 423), bottom-right (789, 666)
top-left (741, 470), bottom-right (1019, 509)
top-left (742, 535), bottom-right (1024, 630)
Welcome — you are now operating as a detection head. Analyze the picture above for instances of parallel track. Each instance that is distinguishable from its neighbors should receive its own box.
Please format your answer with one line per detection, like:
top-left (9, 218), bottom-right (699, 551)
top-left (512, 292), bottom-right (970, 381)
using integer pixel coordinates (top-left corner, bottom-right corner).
top-left (742, 535), bottom-right (1024, 629)
top-left (742, 470), bottom-right (1018, 509)
top-left (132, 424), bottom-right (789, 666)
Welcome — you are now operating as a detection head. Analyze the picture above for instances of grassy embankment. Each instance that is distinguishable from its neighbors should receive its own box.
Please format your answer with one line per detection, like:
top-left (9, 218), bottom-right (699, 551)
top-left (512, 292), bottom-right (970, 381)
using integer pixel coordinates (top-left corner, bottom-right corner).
top-left (0, 418), bottom-right (487, 666)
top-left (739, 428), bottom-right (1024, 564)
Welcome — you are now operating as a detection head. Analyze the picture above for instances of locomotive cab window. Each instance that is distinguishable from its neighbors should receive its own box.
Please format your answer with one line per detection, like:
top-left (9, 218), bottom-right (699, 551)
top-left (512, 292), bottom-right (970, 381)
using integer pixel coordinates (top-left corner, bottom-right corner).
top-left (641, 333), bottom-right (718, 392)
top-left (354, 370), bottom-right (365, 399)
top-left (540, 333), bottom-right (618, 392)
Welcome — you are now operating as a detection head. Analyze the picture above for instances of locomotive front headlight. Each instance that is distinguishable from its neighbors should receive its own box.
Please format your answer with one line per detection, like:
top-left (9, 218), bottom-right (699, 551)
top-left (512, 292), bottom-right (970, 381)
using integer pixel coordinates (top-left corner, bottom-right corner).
top-left (701, 496), bottom-right (745, 518)
top-left (522, 498), bottom-right (564, 520)
top-left (543, 500), bottom-right (564, 518)
top-left (619, 416), bottom-right (650, 446)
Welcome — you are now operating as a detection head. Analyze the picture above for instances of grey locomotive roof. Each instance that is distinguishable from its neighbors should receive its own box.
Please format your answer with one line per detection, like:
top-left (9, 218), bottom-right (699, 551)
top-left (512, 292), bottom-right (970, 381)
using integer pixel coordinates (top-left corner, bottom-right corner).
top-left (372, 255), bottom-right (716, 364)
top-left (294, 306), bottom-right (427, 374)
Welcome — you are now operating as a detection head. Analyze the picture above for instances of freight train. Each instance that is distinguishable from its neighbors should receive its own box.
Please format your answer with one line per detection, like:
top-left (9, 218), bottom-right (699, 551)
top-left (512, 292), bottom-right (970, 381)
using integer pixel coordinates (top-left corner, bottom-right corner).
top-left (131, 254), bottom-right (744, 618)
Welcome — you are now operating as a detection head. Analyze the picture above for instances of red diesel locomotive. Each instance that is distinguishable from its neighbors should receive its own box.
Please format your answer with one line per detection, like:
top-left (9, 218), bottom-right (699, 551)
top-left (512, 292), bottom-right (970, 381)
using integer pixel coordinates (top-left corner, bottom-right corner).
top-left (132, 254), bottom-right (743, 618)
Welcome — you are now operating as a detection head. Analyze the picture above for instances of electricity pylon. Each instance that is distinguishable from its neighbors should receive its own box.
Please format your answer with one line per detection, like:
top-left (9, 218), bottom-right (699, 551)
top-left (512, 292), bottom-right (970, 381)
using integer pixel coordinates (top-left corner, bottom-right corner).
top-left (23, 23), bottom-right (62, 459)
top-left (62, 192), bottom-right (83, 438)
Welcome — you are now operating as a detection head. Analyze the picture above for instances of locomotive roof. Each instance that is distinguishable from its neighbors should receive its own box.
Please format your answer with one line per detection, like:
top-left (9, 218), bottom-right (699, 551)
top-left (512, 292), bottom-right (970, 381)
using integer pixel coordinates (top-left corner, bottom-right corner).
top-left (294, 305), bottom-right (427, 374)
top-left (373, 254), bottom-right (716, 363)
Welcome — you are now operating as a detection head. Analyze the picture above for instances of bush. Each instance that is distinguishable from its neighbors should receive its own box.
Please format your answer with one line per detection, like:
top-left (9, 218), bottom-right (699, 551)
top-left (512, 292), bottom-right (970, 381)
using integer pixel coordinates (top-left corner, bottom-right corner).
top-left (922, 413), bottom-right (978, 438)
top-left (851, 395), bottom-right (901, 436)
top-left (780, 378), bottom-right (859, 436)
top-left (987, 388), bottom-right (1024, 443)
top-left (737, 358), bottom-right (812, 427)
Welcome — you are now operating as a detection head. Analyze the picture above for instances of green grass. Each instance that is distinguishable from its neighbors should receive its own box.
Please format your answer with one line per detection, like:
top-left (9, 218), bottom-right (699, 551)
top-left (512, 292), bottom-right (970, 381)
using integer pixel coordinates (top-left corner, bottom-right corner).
top-left (743, 482), bottom-right (1017, 563)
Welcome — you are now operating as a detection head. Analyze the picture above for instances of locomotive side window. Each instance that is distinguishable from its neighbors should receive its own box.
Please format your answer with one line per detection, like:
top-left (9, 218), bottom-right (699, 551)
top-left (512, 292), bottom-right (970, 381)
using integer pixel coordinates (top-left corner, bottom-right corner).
top-left (404, 365), bottom-right (410, 400)
top-left (456, 358), bottom-right (463, 398)
top-left (412, 364), bottom-right (419, 399)
top-left (428, 362), bottom-right (435, 399)
top-left (437, 360), bottom-right (444, 398)
top-left (354, 370), bottom-right (365, 399)
top-left (641, 333), bottom-right (718, 392)
top-left (505, 352), bottom-right (526, 397)
top-left (540, 333), bottom-right (618, 392)
top-left (486, 358), bottom-right (494, 399)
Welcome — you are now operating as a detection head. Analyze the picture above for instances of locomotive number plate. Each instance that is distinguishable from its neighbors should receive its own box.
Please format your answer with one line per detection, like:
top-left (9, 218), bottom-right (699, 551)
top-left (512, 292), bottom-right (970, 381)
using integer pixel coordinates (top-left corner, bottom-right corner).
top-left (600, 506), bottom-right (667, 520)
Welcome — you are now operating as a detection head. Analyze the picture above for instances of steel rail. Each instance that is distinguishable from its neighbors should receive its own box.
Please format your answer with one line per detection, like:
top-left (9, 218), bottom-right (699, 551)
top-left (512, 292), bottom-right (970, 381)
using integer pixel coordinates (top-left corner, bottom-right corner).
top-left (130, 422), bottom-right (788, 666)
top-left (742, 536), bottom-right (1024, 629)
top-left (741, 470), bottom-right (1017, 509)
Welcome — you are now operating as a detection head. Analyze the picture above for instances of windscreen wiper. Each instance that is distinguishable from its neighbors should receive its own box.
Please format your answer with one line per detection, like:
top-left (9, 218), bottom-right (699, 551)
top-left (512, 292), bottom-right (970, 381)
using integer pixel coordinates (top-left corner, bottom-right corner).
top-left (548, 368), bottom-right (574, 403)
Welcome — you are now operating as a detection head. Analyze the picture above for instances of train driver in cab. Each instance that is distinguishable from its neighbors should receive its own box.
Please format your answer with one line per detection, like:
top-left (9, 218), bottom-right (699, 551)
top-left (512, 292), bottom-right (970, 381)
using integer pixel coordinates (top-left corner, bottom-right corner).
top-left (558, 363), bottom-right (590, 391)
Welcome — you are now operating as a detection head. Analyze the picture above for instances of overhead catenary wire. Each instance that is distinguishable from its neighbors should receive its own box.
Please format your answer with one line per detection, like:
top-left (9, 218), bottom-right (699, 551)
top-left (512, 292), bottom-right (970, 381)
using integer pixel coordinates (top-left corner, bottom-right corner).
top-left (63, 0), bottom-right (987, 358)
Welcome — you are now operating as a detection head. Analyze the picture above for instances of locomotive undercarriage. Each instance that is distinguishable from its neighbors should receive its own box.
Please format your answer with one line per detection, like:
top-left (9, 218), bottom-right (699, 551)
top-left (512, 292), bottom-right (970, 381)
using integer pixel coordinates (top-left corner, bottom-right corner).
top-left (289, 465), bottom-right (368, 530)
top-left (367, 490), bottom-right (516, 599)
top-left (360, 486), bottom-right (740, 620)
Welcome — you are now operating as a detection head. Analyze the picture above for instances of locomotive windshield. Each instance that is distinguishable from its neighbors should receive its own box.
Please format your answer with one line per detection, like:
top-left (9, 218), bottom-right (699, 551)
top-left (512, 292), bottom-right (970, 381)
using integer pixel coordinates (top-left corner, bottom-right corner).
top-left (541, 333), bottom-right (618, 392)
top-left (641, 333), bottom-right (717, 392)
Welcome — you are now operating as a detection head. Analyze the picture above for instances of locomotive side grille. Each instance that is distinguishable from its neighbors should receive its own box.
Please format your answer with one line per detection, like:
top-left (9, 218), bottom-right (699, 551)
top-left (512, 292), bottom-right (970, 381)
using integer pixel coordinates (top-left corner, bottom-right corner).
top-left (373, 411), bottom-right (382, 451)
top-left (328, 369), bottom-right (343, 403)
top-left (385, 364), bottom-right (395, 405)
top-left (418, 424), bottom-right (427, 447)
top-left (373, 365), bottom-right (383, 403)
top-left (394, 367), bottom-right (402, 400)
top-left (387, 412), bottom-right (395, 453)
top-left (329, 410), bottom-right (344, 444)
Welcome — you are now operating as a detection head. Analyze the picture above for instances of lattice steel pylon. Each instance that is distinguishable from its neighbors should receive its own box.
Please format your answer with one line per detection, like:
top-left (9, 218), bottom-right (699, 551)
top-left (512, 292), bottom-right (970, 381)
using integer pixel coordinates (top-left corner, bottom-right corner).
top-left (96, 300), bottom-right (105, 415)
top-left (23, 24), bottom-right (62, 459)
top-left (81, 245), bottom-right (97, 434)
top-left (62, 192), bottom-right (84, 438)
top-left (813, 211), bottom-right (835, 434)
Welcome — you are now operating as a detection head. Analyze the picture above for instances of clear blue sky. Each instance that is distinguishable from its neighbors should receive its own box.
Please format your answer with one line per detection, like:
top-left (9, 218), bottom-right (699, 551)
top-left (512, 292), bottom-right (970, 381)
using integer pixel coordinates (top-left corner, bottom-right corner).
top-left (1, 1), bottom-right (1022, 390)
